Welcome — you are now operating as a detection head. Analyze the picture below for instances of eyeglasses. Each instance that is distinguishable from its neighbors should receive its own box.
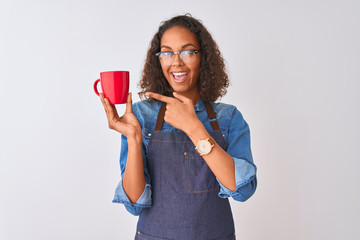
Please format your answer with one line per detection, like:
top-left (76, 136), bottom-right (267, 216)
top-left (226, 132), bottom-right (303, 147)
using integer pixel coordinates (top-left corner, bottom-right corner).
top-left (155, 49), bottom-right (200, 66)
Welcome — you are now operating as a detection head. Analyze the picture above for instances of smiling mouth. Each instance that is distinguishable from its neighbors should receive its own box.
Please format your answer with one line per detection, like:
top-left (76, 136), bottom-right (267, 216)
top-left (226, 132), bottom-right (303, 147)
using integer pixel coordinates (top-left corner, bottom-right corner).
top-left (171, 72), bottom-right (188, 83)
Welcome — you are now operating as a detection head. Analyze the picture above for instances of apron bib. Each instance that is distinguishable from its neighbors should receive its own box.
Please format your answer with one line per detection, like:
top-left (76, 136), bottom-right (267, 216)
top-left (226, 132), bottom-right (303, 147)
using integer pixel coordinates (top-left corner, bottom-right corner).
top-left (135, 101), bottom-right (235, 240)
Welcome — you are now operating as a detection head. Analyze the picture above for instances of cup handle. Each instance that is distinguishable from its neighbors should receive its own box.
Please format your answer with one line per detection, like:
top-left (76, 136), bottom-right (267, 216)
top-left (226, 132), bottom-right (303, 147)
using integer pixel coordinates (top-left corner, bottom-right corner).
top-left (94, 79), bottom-right (100, 96)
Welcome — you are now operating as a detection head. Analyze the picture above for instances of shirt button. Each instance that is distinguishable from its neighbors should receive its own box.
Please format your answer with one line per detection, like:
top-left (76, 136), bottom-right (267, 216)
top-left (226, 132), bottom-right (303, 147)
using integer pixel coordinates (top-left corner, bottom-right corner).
top-left (138, 231), bottom-right (140, 235)
top-left (184, 152), bottom-right (188, 156)
top-left (222, 134), bottom-right (225, 137)
top-left (148, 133), bottom-right (152, 137)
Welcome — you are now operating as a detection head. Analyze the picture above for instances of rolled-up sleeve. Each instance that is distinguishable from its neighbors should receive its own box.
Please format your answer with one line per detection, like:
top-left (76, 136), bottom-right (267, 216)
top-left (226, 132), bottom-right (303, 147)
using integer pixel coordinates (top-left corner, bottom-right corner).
top-left (112, 134), bottom-right (152, 216)
top-left (217, 107), bottom-right (257, 201)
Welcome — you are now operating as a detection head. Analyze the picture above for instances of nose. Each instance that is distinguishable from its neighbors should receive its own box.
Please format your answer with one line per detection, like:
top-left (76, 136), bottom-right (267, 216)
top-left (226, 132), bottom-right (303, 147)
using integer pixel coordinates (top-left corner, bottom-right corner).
top-left (172, 52), bottom-right (184, 66)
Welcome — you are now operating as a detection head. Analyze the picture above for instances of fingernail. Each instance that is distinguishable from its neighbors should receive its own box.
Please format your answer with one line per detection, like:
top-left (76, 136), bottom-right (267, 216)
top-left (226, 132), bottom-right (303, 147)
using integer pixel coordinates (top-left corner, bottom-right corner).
top-left (145, 92), bottom-right (149, 96)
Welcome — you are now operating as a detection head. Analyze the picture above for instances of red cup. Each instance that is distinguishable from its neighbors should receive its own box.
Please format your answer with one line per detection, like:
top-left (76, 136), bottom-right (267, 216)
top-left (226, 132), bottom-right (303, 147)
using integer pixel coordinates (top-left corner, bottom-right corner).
top-left (94, 71), bottom-right (129, 104)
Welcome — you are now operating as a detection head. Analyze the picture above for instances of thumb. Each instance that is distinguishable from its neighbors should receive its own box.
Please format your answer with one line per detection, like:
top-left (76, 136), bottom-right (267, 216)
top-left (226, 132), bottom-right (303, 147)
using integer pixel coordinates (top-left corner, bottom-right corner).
top-left (125, 92), bottom-right (133, 113)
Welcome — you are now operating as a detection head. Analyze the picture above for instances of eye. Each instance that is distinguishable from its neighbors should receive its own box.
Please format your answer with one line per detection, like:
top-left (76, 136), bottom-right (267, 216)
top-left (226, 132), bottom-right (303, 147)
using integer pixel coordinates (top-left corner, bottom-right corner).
top-left (181, 49), bottom-right (195, 56)
top-left (160, 51), bottom-right (173, 57)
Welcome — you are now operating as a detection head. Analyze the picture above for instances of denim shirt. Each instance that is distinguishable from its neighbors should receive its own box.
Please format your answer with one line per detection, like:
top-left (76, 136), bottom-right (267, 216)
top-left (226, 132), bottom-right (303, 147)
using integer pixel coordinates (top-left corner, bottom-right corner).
top-left (113, 99), bottom-right (257, 216)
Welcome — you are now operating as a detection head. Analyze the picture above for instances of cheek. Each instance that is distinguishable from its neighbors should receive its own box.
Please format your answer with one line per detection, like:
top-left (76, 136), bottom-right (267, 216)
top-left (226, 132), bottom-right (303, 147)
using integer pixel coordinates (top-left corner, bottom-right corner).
top-left (161, 65), bottom-right (169, 77)
top-left (193, 58), bottom-right (201, 73)
top-left (191, 63), bottom-right (201, 79)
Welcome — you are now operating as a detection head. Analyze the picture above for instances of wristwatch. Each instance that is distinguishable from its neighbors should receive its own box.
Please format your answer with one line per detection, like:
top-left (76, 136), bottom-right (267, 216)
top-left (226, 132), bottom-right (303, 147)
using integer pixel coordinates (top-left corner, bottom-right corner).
top-left (195, 137), bottom-right (215, 156)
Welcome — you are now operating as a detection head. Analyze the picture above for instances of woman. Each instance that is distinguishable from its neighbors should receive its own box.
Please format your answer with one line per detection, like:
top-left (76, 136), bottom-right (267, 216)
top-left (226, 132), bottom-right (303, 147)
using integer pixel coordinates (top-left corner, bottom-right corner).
top-left (100, 14), bottom-right (257, 240)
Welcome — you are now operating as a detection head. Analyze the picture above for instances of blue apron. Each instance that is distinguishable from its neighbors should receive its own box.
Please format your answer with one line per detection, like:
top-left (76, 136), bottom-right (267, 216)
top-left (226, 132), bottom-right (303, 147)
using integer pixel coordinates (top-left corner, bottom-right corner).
top-left (135, 101), bottom-right (235, 240)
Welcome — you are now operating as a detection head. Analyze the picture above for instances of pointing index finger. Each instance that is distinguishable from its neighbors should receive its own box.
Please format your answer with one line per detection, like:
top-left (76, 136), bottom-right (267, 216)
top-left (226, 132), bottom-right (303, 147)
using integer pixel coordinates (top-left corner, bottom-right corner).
top-left (145, 92), bottom-right (174, 103)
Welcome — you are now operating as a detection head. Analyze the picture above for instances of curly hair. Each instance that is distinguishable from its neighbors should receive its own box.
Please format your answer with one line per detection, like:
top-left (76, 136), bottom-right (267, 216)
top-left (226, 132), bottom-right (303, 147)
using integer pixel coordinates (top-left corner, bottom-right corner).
top-left (138, 14), bottom-right (229, 102)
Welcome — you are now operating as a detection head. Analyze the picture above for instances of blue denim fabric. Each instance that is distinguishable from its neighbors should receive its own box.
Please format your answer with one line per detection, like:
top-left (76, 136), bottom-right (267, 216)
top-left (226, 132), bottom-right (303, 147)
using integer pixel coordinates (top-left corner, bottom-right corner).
top-left (112, 99), bottom-right (257, 216)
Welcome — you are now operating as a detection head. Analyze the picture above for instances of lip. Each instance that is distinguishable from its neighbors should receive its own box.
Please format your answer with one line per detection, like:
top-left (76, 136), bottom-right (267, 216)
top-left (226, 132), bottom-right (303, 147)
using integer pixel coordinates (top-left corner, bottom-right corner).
top-left (171, 71), bottom-right (189, 83)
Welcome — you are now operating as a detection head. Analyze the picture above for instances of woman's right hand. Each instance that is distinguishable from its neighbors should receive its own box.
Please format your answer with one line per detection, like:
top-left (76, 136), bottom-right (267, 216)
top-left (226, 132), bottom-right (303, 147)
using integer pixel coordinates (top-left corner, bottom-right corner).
top-left (100, 92), bottom-right (142, 142)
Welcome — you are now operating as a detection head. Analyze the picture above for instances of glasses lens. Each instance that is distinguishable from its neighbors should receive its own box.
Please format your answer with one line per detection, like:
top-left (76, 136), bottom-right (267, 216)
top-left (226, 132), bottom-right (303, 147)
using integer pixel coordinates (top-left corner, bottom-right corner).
top-left (180, 50), bottom-right (195, 64)
top-left (159, 52), bottom-right (173, 66)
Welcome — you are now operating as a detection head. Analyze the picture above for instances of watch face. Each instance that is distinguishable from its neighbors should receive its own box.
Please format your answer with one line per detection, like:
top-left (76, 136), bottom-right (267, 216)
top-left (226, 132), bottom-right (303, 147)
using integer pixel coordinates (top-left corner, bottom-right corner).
top-left (198, 140), bottom-right (211, 154)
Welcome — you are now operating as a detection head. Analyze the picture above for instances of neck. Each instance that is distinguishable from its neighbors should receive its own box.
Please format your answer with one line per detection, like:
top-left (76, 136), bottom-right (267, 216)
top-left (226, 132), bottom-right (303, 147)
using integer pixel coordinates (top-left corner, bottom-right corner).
top-left (179, 91), bottom-right (200, 106)
top-left (178, 85), bottom-right (201, 105)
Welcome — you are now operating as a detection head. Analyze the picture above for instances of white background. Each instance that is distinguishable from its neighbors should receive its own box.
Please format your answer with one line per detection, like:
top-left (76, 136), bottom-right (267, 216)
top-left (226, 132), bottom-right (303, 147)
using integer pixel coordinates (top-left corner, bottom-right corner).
top-left (1, 0), bottom-right (359, 239)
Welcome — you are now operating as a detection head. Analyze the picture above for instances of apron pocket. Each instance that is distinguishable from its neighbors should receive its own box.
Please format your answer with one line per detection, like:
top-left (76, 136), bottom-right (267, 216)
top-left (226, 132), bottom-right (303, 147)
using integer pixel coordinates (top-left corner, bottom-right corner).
top-left (185, 151), bottom-right (219, 193)
top-left (136, 231), bottom-right (171, 240)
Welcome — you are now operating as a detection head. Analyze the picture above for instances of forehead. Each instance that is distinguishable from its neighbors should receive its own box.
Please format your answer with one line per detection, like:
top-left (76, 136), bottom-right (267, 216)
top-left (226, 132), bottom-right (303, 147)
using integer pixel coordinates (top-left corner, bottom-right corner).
top-left (160, 26), bottom-right (199, 48)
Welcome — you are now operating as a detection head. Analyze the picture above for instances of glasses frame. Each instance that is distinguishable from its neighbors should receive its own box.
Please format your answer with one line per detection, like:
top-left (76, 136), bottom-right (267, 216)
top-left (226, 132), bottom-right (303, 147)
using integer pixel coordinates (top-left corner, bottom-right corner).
top-left (155, 49), bottom-right (201, 66)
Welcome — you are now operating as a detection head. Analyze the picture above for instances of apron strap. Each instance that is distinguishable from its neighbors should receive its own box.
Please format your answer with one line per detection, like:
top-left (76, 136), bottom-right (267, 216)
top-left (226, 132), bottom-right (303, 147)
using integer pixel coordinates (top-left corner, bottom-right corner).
top-left (204, 101), bottom-right (220, 131)
top-left (154, 102), bottom-right (167, 131)
top-left (154, 101), bottom-right (220, 131)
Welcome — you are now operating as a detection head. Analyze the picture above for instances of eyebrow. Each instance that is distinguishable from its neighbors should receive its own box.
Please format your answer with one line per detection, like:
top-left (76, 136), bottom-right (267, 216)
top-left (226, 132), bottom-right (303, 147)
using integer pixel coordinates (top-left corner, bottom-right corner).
top-left (160, 43), bottom-right (198, 50)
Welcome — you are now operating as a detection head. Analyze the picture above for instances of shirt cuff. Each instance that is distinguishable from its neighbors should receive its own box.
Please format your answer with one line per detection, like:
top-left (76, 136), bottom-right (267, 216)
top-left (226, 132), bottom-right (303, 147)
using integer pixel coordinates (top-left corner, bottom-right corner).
top-left (217, 157), bottom-right (257, 201)
top-left (112, 179), bottom-right (152, 216)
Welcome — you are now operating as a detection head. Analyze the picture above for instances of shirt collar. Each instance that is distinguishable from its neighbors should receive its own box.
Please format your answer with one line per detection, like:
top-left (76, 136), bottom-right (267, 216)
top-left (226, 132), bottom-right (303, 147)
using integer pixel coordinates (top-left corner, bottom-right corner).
top-left (194, 99), bottom-right (205, 112)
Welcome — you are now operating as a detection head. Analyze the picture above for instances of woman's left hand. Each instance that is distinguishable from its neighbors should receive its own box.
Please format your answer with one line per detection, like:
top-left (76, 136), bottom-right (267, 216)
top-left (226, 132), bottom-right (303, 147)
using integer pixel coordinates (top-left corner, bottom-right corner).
top-left (145, 92), bottom-right (201, 133)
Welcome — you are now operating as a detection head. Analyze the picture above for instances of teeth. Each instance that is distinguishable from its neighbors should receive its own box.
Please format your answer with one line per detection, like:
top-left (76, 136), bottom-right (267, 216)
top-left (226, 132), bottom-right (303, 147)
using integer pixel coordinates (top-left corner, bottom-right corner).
top-left (173, 72), bottom-right (187, 76)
